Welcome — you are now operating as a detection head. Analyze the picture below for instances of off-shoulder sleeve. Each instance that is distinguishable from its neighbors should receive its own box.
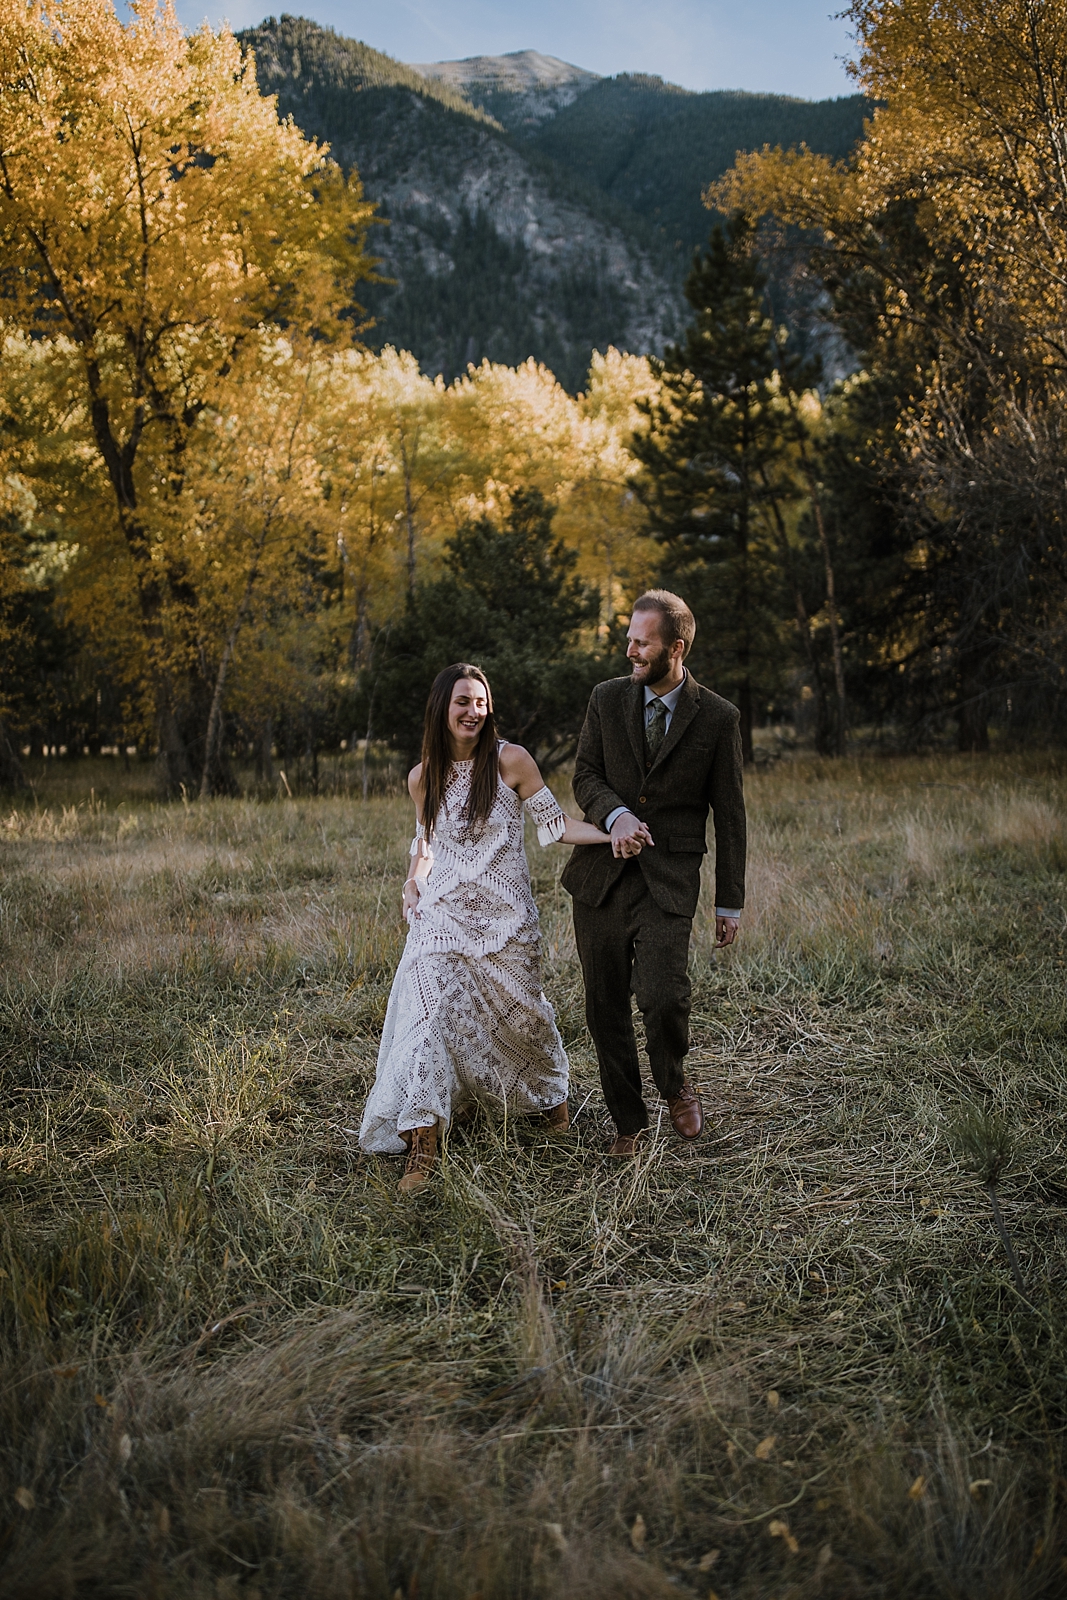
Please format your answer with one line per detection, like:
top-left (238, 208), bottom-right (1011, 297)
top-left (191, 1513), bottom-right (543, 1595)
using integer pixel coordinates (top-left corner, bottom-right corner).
top-left (524, 785), bottom-right (566, 847)
top-left (409, 821), bottom-right (433, 863)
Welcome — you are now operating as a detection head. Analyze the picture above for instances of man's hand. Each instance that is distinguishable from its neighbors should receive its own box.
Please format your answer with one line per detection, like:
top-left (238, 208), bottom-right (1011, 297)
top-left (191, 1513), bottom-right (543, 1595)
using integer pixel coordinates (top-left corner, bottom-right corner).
top-left (610, 812), bottom-right (655, 859)
top-left (715, 916), bottom-right (740, 948)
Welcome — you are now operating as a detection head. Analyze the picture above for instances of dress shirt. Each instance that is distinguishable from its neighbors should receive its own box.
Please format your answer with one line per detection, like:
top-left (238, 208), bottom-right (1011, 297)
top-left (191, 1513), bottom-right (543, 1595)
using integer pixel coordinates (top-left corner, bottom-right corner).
top-left (604, 671), bottom-right (742, 919)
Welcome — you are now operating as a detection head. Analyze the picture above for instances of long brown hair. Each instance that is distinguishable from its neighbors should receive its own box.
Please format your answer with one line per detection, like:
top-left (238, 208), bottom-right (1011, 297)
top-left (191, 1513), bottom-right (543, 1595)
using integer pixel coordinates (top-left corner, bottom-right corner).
top-left (420, 663), bottom-right (499, 837)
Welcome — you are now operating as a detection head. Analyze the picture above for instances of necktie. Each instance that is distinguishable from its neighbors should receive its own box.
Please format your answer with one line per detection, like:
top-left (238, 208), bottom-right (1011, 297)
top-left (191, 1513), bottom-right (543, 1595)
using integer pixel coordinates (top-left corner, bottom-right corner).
top-left (645, 698), bottom-right (668, 766)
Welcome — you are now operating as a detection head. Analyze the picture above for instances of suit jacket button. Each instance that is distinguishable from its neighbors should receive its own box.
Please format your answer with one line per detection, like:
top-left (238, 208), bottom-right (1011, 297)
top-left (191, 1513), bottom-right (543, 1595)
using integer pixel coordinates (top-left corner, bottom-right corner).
top-left (639, 796), bottom-right (647, 804)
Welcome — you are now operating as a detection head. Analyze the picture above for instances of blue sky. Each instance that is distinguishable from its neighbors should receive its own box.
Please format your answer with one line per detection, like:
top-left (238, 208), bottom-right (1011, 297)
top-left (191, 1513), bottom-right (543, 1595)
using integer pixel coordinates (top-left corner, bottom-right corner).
top-left (173, 1), bottom-right (858, 100)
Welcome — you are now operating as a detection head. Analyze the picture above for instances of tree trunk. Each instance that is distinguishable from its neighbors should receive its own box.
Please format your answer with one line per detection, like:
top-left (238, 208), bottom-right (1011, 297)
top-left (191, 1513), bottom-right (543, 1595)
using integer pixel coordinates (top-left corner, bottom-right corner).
top-left (200, 527), bottom-right (268, 798)
top-left (957, 680), bottom-right (990, 751)
top-left (762, 475), bottom-right (831, 753)
top-left (738, 676), bottom-right (754, 765)
top-left (0, 717), bottom-right (28, 792)
top-left (255, 716), bottom-right (277, 784)
top-left (156, 686), bottom-right (194, 797)
top-left (776, 345), bottom-right (848, 754)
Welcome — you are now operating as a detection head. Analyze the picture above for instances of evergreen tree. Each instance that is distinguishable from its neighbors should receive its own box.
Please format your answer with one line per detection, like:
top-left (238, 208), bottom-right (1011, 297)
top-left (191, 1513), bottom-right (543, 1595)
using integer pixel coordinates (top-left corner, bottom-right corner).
top-left (631, 214), bottom-right (793, 761)
top-left (368, 490), bottom-right (604, 770)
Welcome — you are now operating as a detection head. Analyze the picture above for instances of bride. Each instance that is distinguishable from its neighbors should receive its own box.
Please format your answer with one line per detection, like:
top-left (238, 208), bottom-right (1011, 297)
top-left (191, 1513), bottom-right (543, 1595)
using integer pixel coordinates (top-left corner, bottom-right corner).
top-left (359, 661), bottom-right (613, 1193)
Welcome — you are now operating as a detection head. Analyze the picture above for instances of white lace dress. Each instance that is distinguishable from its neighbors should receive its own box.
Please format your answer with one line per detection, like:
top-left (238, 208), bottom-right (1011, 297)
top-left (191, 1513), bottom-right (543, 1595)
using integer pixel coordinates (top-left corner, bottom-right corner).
top-left (359, 758), bottom-right (570, 1154)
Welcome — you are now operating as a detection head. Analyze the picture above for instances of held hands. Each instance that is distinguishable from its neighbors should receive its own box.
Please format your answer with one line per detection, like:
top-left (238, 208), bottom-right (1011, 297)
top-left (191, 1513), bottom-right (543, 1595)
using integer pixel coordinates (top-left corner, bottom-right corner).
top-left (610, 812), bottom-right (655, 860)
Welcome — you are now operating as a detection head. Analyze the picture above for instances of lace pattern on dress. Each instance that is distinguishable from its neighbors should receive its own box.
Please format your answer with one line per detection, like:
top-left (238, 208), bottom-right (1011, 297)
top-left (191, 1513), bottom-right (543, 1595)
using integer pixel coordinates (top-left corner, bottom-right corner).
top-left (359, 760), bottom-right (569, 1154)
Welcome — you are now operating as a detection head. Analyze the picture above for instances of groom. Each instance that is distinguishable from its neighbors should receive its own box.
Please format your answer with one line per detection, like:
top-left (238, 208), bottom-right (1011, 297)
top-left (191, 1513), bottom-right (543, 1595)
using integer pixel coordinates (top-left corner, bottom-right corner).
top-left (561, 590), bottom-right (746, 1156)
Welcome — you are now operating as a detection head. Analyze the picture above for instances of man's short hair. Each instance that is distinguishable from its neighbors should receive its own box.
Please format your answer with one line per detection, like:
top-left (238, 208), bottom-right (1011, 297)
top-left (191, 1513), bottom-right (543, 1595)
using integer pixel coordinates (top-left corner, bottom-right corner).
top-left (632, 590), bottom-right (696, 657)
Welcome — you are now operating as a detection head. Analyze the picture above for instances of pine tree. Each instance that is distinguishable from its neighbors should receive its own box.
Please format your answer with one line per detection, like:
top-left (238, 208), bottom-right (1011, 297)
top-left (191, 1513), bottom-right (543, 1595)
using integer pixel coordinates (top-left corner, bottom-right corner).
top-left (631, 214), bottom-right (793, 762)
top-left (369, 490), bottom-right (604, 770)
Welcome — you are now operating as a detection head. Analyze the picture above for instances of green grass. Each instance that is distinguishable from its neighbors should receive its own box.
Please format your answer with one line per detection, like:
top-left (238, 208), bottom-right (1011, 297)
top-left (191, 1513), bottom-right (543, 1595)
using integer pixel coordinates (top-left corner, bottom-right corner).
top-left (2, 752), bottom-right (1066, 1597)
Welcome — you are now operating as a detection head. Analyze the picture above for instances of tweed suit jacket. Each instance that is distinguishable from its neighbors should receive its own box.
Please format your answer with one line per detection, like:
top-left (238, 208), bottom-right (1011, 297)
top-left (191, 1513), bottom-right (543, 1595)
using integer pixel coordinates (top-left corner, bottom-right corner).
top-left (560, 671), bottom-right (746, 919)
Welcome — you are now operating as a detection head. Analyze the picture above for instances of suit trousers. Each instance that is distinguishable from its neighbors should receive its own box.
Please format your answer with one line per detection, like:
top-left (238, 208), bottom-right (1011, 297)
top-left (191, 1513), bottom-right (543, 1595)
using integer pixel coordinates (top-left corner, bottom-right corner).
top-left (572, 860), bottom-right (693, 1134)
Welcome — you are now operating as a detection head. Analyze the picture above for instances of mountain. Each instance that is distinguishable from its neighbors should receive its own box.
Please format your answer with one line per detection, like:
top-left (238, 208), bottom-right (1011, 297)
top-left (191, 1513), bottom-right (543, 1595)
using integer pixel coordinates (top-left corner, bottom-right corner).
top-left (242, 17), bottom-right (682, 391)
top-left (412, 50), bottom-right (600, 133)
top-left (239, 17), bottom-right (869, 390)
top-left (422, 57), bottom-right (868, 264)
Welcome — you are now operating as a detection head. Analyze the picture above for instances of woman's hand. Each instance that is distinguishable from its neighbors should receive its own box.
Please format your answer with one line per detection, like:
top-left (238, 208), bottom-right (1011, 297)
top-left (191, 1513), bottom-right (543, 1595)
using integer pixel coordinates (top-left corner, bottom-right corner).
top-left (402, 877), bottom-right (422, 924)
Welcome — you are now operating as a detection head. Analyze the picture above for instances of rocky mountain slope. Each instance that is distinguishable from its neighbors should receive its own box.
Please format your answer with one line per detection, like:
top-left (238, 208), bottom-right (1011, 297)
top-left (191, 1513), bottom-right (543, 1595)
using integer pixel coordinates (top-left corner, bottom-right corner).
top-left (243, 17), bottom-right (682, 390)
top-left (240, 17), bottom-right (868, 390)
top-left (412, 50), bottom-right (600, 133)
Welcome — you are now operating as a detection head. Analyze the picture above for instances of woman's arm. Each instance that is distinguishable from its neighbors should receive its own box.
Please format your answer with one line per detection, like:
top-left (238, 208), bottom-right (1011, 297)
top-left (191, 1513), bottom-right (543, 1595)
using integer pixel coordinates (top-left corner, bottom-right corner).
top-left (498, 743), bottom-right (612, 845)
top-left (402, 764), bottom-right (434, 923)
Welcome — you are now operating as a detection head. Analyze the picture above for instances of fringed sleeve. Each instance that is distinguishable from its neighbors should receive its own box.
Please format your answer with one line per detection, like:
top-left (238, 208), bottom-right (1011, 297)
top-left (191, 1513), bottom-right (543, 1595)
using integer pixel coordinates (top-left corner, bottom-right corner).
top-left (409, 821), bottom-right (433, 869)
top-left (524, 785), bottom-right (567, 847)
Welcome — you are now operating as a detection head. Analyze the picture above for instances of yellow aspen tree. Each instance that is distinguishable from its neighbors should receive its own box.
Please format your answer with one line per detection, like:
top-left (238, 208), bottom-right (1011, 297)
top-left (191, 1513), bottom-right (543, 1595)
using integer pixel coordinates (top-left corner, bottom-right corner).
top-left (0, 0), bottom-right (376, 789)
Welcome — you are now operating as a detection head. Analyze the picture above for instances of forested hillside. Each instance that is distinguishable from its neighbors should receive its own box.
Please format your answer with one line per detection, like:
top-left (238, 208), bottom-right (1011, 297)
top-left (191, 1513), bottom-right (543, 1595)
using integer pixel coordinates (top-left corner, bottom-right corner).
top-left (239, 18), bottom-right (868, 389)
top-left (240, 17), bottom-right (682, 391)
top-left (525, 77), bottom-right (870, 259)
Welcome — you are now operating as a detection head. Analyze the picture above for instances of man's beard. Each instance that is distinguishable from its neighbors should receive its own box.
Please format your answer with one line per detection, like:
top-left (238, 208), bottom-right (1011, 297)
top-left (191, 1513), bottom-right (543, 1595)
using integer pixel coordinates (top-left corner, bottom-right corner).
top-left (631, 645), bottom-right (672, 685)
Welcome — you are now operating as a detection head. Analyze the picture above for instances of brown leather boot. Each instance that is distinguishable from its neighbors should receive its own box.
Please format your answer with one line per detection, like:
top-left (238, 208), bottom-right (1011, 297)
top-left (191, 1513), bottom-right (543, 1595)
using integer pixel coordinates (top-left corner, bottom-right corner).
top-left (666, 1081), bottom-right (703, 1140)
top-left (608, 1131), bottom-right (646, 1158)
top-left (544, 1101), bottom-right (570, 1133)
top-left (398, 1124), bottom-right (438, 1194)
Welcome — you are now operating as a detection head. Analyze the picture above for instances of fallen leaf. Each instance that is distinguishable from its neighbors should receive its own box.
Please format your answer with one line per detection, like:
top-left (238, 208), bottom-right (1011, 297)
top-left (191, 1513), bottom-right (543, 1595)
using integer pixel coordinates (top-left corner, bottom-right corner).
top-left (969, 1479), bottom-right (992, 1498)
top-left (827, 1309), bottom-right (845, 1322)
top-left (94, 1393), bottom-right (110, 1409)
top-left (697, 1548), bottom-right (720, 1571)
top-left (544, 1521), bottom-right (567, 1553)
top-left (707, 1591), bottom-right (722, 1600)
top-left (551, 1280), bottom-right (567, 1291)
top-left (755, 1435), bottom-right (776, 1460)
top-left (817, 1543), bottom-right (833, 1569)
top-left (766, 1389), bottom-right (780, 1411)
top-left (909, 1475), bottom-right (926, 1500)
top-left (630, 1513), bottom-right (647, 1552)
top-left (51, 1365), bottom-right (79, 1378)
top-left (118, 1433), bottom-right (132, 1466)
top-left (14, 1487), bottom-right (34, 1511)
top-left (768, 1518), bottom-right (800, 1554)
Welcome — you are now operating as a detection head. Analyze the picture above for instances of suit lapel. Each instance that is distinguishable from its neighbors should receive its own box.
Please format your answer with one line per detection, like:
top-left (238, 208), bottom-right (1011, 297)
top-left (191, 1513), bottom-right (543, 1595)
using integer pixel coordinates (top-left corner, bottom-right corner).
top-left (648, 671), bottom-right (699, 773)
top-left (625, 679), bottom-right (646, 773)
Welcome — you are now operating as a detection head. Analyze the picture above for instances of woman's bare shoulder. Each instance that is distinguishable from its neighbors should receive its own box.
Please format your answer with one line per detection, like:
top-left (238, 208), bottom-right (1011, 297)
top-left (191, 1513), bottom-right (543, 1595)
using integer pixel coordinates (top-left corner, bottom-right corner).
top-left (407, 763), bottom-right (424, 799)
top-left (498, 742), bottom-right (541, 789)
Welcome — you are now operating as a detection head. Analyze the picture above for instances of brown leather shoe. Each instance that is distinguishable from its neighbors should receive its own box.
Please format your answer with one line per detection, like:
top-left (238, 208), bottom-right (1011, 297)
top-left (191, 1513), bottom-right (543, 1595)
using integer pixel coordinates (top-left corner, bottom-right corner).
top-left (544, 1101), bottom-right (570, 1133)
top-left (666, 1081), bottom-right (704, 1139)
top-left (398, 1124), bottom-right (438, 1193)
top-left (608, 1132), bottom-right (646, 1158)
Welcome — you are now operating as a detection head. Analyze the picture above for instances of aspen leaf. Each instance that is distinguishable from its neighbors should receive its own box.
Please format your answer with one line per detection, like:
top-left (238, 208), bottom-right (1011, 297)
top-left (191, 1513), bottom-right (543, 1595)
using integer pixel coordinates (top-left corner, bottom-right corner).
top-left (15, 1487), bottom-right (35, 1511)
top-left (766, 1389), bottom-right (780, 1411)
top-left (908, 1474), bottom-right (926, 1499)
top-left (630, 1513), bottom-right (647, 1551)
top-left (755, 1434), bottom-right (776, 1460)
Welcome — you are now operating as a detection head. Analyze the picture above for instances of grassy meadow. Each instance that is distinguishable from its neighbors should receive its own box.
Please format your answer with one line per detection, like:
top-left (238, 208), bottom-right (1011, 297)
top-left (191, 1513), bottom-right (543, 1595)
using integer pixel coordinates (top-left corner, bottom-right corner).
top-left (1, 751), bottom-right (1066, 1598)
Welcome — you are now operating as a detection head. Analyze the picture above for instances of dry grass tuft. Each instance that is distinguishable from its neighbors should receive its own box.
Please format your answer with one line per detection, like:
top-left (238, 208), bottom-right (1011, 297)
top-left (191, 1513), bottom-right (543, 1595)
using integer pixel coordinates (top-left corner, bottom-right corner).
top-left (2, 751), bottom-right (1066, 1595)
